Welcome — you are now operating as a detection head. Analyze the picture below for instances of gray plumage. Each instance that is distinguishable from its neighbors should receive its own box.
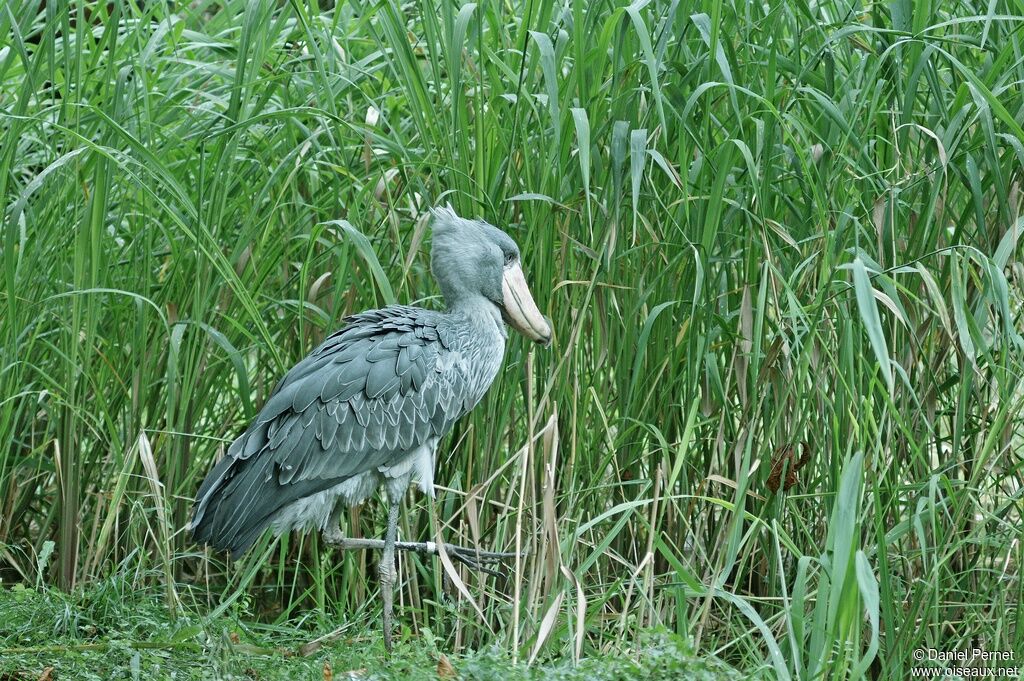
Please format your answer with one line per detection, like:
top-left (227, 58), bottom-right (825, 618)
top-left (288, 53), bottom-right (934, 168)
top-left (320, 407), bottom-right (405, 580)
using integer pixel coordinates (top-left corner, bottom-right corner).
top-left (190, 207), bottom-right (550, 558)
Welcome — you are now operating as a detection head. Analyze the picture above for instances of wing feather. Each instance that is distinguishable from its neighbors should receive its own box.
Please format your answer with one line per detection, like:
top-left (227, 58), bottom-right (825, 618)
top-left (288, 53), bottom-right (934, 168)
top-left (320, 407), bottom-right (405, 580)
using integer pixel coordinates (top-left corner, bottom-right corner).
top-left (366, 359), bottom-right (400, 399)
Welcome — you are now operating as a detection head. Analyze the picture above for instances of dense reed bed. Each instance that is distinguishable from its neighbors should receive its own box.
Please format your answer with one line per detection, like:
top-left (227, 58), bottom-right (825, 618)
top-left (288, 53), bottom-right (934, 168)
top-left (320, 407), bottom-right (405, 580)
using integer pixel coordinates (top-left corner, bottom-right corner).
top-left (2, 0), bottom-right (1022, 677)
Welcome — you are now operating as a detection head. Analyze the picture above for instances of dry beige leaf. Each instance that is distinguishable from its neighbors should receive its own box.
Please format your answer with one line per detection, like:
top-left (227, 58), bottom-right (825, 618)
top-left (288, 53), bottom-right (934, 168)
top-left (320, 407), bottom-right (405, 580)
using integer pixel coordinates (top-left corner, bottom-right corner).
top-left (436, 654), bottom-right (456, 678)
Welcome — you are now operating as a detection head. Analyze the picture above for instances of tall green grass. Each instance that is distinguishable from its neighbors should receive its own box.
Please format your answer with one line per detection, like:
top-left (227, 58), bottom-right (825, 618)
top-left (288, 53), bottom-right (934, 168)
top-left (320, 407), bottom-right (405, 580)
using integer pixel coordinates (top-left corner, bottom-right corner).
top-left (2, 0), bottom-right (1022, 677)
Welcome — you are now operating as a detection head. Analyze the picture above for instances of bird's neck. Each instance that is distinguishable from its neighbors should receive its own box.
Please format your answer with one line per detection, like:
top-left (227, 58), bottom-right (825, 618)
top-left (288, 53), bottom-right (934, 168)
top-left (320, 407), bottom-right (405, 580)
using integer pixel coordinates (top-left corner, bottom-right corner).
top-left (449, 294), bottom-right (507, 340)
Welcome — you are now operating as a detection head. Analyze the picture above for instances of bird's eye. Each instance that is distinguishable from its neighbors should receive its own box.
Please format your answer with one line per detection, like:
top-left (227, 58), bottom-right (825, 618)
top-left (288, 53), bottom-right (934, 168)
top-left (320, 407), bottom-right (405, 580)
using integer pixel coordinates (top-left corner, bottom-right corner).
top-left (504, 252), bottom-right (516, 266)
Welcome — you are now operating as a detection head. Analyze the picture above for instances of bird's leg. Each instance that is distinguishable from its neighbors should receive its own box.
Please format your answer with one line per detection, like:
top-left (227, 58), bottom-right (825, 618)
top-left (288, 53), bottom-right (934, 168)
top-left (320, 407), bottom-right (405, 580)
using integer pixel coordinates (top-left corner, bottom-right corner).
top-left (322, 503), bottom-right (346, 545)
top-left (380, 499), bottom-right (401, 653)
top-left (320, 536), bottom-right (522, 577)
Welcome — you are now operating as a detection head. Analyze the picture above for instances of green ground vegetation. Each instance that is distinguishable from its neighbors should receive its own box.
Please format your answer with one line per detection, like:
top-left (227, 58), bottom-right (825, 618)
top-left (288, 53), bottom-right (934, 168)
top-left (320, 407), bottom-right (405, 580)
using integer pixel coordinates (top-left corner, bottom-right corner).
top-left (0, 574), bottom-right (738, 680)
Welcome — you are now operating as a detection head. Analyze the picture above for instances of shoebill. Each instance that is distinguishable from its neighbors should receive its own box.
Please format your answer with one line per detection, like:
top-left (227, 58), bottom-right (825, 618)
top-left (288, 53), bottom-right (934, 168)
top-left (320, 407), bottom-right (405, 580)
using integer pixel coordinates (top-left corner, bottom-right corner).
top-left (189, 206), bottom-right (552, 651)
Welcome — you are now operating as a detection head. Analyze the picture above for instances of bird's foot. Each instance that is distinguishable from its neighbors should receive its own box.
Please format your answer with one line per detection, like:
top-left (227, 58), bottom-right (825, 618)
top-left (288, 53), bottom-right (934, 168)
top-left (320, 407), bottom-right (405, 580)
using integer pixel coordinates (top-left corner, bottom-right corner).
top-left (439, 543), bottom-right (521, 577)
top-left (318, 536), bottom-right (524, 577)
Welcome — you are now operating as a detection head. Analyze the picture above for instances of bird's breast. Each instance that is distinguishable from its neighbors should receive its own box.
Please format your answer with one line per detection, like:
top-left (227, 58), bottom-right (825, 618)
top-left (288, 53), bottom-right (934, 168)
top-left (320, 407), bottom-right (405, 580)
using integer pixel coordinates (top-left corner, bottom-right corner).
top-left (466, 328), bottom-right (506, 408)
top-left (442, 326), bottom-right (505, 414)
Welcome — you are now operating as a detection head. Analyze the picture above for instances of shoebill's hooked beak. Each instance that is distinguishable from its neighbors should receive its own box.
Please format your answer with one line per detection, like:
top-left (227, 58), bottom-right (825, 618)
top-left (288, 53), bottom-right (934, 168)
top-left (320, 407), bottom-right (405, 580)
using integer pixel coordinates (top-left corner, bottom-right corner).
top-left (500, 262), bottom-right (551, 346)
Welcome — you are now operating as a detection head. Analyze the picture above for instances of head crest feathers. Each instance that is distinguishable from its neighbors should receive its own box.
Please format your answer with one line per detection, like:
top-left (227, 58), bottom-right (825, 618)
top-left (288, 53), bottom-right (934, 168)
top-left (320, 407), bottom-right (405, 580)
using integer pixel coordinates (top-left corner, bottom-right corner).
top-left (429, 204), bottom-right (461, 234)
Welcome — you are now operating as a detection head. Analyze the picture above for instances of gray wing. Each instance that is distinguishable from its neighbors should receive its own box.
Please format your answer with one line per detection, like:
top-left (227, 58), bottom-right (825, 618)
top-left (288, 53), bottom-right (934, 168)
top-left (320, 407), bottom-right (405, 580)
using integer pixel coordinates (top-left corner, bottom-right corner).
top-left (190, 305), bottom-right (472, 556)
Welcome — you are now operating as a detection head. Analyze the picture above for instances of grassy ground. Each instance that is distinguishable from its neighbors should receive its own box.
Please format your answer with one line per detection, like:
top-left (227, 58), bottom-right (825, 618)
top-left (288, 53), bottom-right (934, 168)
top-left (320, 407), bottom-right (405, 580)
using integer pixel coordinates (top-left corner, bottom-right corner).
top-left (2, 0), bottom-right (1024, 678)
top-left (0, 578), bottom-right (739, 680)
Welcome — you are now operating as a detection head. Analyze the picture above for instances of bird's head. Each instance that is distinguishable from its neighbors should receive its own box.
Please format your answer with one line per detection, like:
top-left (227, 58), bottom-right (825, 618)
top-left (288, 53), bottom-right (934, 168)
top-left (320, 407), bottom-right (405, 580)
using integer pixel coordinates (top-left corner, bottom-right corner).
top-left (429, 206), bottom-right (552, 346)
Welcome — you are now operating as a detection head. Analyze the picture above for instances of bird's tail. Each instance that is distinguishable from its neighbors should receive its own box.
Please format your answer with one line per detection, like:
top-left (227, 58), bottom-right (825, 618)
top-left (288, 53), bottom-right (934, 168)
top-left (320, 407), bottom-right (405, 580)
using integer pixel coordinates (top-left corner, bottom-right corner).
top-left (189, 432), bottom-right (275, 558)
top-left (190, 426), bottom-right (343, 558)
